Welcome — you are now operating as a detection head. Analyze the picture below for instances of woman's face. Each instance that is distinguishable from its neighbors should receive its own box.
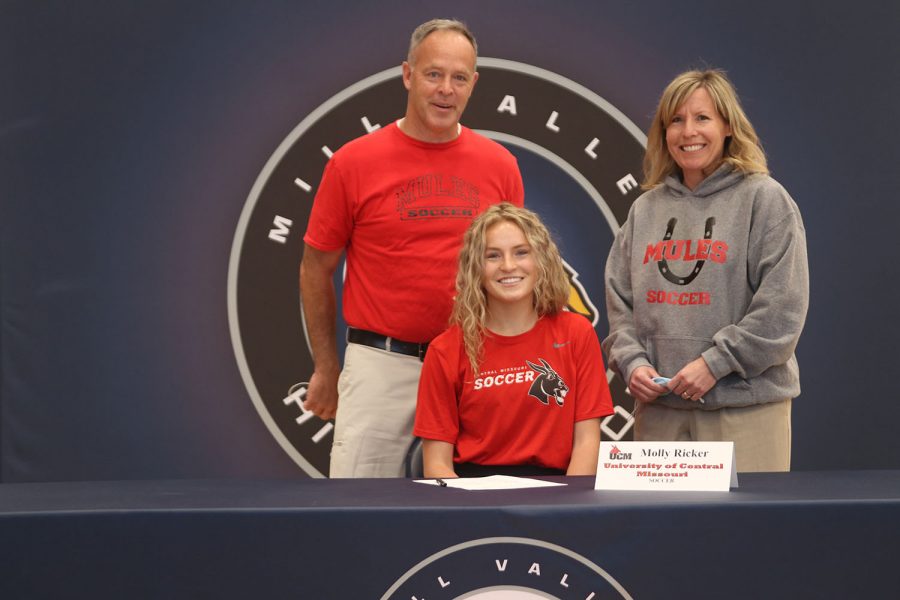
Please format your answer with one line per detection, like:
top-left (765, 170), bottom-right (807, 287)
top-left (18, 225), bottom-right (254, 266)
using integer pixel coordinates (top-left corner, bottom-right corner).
top-left (481, 220), bottom-right (536, 309)
top-left (665, 86), bottom-right (732, 189)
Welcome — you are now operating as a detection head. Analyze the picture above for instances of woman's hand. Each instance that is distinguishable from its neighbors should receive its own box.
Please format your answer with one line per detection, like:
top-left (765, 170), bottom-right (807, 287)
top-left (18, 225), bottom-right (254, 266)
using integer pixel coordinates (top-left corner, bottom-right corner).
top-left (670, 357), bottom-right (716, 402)
top-left (628, 366), bottom-right (669, 403)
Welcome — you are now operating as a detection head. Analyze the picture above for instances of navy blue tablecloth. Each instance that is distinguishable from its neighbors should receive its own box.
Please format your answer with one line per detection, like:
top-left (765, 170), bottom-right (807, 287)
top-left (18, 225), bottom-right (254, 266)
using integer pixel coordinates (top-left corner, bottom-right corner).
top-left (1, 471), bottom-right (898, 598)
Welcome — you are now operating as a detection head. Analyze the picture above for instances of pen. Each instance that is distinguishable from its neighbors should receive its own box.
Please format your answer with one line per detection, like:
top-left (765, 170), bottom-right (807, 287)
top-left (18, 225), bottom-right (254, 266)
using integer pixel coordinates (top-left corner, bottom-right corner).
top-left (435, 478), bottom-right (448, 487)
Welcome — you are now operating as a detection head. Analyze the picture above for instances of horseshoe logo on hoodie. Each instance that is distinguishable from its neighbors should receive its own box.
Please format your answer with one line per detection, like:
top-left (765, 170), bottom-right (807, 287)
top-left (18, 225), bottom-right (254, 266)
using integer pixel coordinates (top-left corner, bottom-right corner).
top-left (657, 217), bottom-right (716, 285)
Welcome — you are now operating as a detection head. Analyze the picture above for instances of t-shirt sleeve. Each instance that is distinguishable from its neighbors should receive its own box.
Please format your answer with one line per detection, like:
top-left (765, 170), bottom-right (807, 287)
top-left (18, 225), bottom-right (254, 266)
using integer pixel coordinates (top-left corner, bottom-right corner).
top-left (413, 343), bottom-right (461, 444)
top-left (303, 155), bottom-right (354, 251)
top-left (572, 317), bottom-right (615, 421)
top-left (508, 158), bottom-right (525, 207)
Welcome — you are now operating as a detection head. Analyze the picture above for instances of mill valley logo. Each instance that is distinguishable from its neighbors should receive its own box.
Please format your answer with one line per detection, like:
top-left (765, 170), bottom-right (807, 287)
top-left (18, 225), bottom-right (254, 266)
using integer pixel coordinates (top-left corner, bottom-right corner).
top-left (381, 537), bottom-right (633, 599)
top-left (609, 445), bottom-right (632, 460)
top-left (228, 58), bottom-right (646, 476)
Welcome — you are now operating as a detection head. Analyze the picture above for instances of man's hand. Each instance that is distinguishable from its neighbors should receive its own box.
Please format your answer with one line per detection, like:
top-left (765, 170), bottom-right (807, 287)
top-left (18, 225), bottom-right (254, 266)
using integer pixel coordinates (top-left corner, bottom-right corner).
top-left (303, 368), bottom-right (340, 420)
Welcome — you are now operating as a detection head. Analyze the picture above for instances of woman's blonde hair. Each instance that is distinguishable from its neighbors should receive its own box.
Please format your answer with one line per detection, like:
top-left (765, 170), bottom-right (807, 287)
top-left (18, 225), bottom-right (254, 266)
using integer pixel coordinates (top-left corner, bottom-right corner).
top-left (643, 69), bottom-right (768, 189)
top-left (452, 203), bottom-right (569, 373)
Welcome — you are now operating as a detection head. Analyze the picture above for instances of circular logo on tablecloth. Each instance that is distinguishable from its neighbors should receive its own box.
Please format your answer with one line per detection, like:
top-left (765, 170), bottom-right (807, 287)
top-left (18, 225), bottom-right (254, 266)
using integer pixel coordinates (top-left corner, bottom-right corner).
top-left (381, 537), bottom-right (632, 599)
top-left (228, 59), bottom-right (646, 477)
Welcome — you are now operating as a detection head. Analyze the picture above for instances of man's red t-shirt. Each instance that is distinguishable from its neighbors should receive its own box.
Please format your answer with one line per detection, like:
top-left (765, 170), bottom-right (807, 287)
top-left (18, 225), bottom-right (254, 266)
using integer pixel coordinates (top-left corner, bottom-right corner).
top-left (304, 123), bottom-right (524, 342)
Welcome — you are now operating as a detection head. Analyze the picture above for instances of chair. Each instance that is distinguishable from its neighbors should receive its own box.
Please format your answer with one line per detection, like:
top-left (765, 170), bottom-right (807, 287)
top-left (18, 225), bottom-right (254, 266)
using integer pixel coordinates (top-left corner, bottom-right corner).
top-left (404, 437), bottom-right (424, 478)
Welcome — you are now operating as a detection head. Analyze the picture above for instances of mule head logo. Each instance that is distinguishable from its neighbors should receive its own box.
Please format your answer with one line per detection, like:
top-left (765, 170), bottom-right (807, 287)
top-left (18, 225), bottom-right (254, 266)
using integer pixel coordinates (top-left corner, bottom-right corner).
top-left (526, 358), bottom-right (569, 407)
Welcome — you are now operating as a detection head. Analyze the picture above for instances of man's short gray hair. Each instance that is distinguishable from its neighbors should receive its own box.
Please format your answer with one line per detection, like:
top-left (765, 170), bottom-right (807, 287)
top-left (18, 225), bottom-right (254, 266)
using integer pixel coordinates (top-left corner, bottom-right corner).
top-left (407, 18), bottom-right (477, 65)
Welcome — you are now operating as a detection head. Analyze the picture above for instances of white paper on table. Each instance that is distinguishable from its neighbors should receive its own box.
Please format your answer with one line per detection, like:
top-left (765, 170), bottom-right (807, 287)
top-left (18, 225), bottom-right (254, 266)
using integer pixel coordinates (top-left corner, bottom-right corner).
top-left (415, 475), bottom-right (566, 490)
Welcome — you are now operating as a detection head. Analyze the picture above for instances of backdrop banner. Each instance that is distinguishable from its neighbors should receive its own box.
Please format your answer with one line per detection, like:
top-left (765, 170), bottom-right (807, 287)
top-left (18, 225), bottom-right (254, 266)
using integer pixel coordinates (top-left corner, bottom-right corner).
top-left (1, 0), bottom-right (897, 481)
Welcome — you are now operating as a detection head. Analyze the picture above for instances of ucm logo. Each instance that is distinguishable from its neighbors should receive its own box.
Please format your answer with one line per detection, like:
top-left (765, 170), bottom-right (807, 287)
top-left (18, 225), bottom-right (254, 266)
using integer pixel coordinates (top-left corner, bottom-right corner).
top-left (228, 59), bottom-right (646, 477)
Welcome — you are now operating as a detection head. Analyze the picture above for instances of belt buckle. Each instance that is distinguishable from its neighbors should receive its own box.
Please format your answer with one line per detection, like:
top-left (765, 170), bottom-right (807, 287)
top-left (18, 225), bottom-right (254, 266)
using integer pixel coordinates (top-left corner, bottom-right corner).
top-left (384, 336), bottom-right (392, 353)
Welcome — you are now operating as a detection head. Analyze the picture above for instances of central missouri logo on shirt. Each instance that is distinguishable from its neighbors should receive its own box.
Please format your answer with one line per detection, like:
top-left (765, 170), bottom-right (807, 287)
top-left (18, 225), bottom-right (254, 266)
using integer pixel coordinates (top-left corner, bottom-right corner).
top-left (228, 58), bottom-right (646, 477)
top-left (526, 359), bottom-right (569, 406)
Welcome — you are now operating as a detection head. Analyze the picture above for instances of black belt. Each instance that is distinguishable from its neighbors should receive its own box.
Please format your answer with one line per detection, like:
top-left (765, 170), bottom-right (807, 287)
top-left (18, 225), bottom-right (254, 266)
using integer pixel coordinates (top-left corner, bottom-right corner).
top-left (347, 327), bottom-right (429, 361)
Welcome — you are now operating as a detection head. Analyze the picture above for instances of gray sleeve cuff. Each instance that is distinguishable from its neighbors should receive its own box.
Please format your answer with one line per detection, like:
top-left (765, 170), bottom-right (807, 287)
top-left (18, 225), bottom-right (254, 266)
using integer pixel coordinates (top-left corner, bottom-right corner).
top-left (701, 346), bottom-right (731, 380)
top-left (623, 357), bottom-right (653, 386)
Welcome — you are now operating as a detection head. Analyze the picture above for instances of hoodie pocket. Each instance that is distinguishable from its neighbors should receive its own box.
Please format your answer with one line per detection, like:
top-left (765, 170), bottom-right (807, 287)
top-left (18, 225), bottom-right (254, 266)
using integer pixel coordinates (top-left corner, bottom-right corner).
top-left (647, 335), bottom-right (713, 379)
top-left (648, 335), bottom-right (752, 406)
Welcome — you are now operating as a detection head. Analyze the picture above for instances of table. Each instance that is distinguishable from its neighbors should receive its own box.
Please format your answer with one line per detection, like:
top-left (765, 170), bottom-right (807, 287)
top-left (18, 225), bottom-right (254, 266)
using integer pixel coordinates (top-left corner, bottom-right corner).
top-left (1, 471), bottom-right (898, 598)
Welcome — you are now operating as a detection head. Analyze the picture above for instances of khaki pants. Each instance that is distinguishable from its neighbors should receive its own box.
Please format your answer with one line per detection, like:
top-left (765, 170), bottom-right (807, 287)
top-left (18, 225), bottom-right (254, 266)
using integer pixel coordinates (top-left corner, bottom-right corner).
top-left (329, 343), bottom-right (423, 478)
top-left (635, 399), bottom-right (792, 472)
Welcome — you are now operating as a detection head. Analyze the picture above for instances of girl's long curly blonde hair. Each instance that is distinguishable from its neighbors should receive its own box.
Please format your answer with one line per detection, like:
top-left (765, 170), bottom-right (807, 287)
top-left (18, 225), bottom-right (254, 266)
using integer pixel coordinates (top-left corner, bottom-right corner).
top-left (452, 203), bottom-right (569, 373)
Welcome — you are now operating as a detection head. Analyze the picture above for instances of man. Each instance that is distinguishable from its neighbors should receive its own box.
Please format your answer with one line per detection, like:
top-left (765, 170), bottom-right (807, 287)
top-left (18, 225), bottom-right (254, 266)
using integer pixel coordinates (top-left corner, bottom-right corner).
top-left (300, 19), bottom-right (525, 478)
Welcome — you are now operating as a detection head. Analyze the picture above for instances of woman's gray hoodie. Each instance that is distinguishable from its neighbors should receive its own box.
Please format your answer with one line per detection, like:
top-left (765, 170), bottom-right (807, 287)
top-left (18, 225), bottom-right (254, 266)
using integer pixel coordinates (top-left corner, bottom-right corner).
top-left (602, 164), bottom-right (809, 410)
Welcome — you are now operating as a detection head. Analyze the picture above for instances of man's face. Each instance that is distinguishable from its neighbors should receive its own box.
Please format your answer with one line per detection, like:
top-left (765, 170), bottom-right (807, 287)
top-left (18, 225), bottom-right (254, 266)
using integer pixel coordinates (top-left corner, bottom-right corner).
top-left (401, 30), bottom-right (478, 143)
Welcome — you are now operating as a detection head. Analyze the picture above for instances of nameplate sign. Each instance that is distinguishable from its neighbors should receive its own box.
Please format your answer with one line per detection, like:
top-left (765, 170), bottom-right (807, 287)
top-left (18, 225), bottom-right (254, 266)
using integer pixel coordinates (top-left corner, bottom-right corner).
top-left (595, 441), bottom-right (738, 492)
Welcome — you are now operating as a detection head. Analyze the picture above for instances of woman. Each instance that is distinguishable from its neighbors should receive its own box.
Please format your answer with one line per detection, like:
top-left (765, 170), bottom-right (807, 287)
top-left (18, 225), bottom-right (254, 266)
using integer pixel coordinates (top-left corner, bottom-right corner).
top-left (414, 203), bottom-right (613, 478)
top-left (602, 69), bottom-right (809, 472)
